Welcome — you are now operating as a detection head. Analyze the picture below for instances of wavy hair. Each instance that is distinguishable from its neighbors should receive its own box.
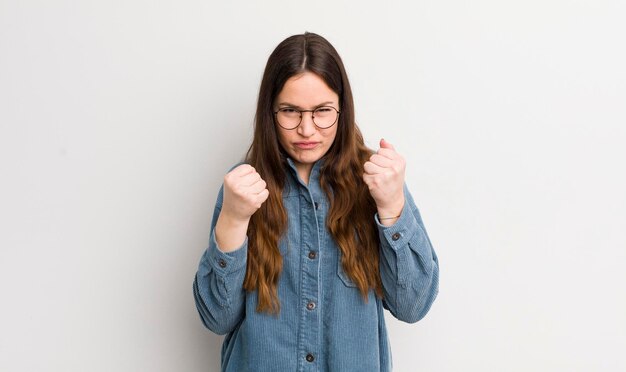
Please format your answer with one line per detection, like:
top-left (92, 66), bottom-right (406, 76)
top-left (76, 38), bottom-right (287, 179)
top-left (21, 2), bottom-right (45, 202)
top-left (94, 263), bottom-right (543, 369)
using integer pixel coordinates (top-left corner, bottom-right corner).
top-left (244, 32), bottom-right (382, 313)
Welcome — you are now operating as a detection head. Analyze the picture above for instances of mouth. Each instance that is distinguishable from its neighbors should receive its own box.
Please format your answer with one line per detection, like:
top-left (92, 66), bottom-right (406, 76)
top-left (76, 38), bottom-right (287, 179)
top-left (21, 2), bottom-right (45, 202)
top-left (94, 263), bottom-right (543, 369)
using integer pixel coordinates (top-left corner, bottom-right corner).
top-left (293, 141), bottom-right (320, 150)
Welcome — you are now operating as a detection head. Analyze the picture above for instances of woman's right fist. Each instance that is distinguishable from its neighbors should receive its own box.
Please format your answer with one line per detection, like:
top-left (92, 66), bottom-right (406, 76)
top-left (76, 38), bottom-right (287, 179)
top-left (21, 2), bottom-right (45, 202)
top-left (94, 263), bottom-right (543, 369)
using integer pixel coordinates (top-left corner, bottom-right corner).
top-left (221, 164), bottom-right (269, 222)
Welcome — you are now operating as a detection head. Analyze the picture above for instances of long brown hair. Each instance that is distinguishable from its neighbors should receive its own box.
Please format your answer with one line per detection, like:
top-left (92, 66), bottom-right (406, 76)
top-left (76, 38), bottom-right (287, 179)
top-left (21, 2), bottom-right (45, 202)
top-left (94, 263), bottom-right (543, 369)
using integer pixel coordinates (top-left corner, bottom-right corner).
top-left (244, 32), bottom-right (382, 313)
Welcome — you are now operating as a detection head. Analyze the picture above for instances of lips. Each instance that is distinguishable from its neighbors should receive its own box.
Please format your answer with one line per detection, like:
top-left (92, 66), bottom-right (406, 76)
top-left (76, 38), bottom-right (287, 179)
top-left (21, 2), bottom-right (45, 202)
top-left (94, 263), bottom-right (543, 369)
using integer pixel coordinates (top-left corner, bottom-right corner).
top-left (293, 141), bottom-right (319, 150)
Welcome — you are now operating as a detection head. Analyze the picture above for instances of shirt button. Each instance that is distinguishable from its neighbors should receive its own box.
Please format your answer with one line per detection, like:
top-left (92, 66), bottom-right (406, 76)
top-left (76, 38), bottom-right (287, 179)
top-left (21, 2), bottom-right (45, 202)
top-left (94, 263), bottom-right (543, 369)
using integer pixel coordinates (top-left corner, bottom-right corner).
top-left (306, 301), bottom-right (316, 310)
top-left (218, 259), bottom-right (227, 268)
top-left (308, 251), bottom-right (316, 259)
top-left (391, 232), bottom-right (401, 241)
top-left (306, 353), bottom-right (315, 362)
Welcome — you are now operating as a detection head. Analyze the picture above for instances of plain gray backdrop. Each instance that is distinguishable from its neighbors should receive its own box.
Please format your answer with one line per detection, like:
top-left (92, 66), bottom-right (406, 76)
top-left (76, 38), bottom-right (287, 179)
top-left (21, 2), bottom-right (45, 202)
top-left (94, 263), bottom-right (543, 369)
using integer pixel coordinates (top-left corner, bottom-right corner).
top-left (1, 0), bottom-right (625, 371)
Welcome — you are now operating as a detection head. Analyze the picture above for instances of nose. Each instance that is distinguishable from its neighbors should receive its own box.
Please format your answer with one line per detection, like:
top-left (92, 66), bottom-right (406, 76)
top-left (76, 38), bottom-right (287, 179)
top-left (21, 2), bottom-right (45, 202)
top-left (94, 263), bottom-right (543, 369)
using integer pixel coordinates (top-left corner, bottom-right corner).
top-left (297, 111), bottom-right (316, 137)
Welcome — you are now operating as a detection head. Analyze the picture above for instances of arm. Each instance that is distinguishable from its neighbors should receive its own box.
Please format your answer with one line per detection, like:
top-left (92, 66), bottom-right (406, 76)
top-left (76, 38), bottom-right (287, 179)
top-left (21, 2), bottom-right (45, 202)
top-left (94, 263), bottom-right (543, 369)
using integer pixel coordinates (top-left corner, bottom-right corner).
top-left (193, 186), bottom-right (248, 335)
top-left (193, 164), bottom-right (269, 335)
top-left (377, 186), bottom-right (439, 323)
top-left (363, 139), bottom-right (439, 323)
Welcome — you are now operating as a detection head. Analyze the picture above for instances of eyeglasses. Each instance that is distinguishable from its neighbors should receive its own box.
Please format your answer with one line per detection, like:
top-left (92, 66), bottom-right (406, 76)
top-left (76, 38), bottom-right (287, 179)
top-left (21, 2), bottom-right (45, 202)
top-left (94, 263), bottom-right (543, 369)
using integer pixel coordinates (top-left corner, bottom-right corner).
top-left (273, 106), bottom-right (340, 130)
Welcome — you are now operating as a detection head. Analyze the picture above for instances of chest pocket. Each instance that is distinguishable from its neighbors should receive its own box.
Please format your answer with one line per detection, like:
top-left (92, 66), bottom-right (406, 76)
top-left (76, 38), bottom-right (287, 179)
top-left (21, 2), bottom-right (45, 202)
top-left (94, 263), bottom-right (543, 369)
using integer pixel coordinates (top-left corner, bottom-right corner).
top-left (337, 250), bottom-right (358, 288)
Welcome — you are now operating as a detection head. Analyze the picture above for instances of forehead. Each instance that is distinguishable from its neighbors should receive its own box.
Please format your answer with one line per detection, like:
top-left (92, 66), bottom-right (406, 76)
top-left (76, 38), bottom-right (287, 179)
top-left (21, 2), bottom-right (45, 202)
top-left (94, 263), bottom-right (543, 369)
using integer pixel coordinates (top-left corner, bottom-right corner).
top-left (276, 72), bottom-right (338, 106)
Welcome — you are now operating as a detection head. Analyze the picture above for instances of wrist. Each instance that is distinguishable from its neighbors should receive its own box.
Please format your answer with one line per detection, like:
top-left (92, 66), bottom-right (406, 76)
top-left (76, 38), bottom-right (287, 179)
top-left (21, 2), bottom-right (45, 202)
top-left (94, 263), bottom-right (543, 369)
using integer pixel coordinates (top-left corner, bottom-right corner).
top-left (220, 208), bottom-right (252, 225)
top-left (215, 210), bottom-right (251, 252)
top-left (376, 196), bottom-right (405, 219)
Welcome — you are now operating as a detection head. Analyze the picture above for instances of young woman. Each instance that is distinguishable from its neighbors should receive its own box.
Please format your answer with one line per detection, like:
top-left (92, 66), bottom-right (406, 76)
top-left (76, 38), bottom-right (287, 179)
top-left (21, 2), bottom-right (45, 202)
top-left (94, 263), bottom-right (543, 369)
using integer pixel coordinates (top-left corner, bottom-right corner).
top-left (193, 32), bottom-right (439, 372)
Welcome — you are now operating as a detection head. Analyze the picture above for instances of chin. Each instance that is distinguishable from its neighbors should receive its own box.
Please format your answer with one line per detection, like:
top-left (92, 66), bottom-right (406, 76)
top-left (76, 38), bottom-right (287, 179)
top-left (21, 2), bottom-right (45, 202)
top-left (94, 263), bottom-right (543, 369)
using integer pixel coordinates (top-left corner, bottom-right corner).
top-left (296, 157), bottom-right (317, 165)
top-left (292, 148), bottom-right (318, 159)
top-left (305, 151), bottom-right (325, 162)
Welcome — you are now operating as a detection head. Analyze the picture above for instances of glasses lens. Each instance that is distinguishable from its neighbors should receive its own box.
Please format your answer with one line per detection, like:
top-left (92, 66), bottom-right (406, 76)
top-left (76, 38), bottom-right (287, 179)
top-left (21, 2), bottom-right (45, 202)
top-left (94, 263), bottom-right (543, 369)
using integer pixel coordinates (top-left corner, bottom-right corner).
top-left (313, 107), bottom-right (338, 128)
top-left (276, 108), bottom-right (301, 129)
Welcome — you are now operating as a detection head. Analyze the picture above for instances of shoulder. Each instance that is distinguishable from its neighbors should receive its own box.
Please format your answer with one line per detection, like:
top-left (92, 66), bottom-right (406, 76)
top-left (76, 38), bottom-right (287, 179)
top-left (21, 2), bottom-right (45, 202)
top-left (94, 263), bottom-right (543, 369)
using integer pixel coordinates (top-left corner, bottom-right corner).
top-left (225, 161), bottom-right (250, 173)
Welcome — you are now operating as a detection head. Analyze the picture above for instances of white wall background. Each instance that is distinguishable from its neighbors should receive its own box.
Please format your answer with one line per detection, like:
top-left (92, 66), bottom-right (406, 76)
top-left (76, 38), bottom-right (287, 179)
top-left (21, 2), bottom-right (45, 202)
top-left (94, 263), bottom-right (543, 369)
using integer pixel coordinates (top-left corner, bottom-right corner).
top-left (1, 0), bottom-right (625, 371)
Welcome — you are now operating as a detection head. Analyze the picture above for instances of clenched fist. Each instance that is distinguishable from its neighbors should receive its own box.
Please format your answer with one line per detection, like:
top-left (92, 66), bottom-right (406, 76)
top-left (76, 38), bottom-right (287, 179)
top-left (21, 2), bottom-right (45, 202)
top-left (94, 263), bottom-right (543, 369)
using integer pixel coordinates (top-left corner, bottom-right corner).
top-left (363, 139), bottom-right (406, 223)
top-left (221, 164), bottom-right (269, 222)
top-left (215, 164), bottom-right (269, 251)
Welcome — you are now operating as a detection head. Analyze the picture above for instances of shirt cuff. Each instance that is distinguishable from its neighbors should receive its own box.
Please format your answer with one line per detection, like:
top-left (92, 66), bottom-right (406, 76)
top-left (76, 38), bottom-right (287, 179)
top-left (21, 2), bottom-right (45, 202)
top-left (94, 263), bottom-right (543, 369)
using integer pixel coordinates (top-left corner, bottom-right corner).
top-left (375, 203), bottom-right (419, 250)
top-left (207, 229), bottom-right (248, 275)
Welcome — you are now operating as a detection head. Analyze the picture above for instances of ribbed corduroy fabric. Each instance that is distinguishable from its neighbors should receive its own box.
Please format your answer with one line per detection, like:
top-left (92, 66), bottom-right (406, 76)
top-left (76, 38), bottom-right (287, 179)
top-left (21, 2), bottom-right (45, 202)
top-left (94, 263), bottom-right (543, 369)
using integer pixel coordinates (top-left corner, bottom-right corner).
top-left (193, 159), bottom-right (439, 372)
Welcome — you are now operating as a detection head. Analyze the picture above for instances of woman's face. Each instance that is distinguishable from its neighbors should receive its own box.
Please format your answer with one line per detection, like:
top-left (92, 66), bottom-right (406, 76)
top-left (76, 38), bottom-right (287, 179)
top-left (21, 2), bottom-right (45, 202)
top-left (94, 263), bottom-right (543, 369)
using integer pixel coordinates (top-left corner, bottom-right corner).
top-left (274, 72), bottom-right (339, 180)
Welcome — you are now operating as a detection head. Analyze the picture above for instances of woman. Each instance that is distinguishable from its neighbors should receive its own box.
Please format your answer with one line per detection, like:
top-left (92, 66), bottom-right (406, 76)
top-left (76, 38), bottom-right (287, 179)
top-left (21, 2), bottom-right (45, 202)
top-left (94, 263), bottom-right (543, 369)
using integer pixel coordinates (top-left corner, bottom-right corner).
top-left (193, 32), bottom-right (439, 372)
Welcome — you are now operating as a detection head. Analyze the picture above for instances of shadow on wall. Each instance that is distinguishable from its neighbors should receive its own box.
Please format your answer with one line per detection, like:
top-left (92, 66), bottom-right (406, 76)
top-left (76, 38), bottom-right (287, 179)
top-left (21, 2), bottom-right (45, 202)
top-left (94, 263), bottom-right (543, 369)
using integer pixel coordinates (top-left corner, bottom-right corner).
top-left (188, 301), bottom-right (224, 371)
top-left (202, 333), bottom-right (224, 372)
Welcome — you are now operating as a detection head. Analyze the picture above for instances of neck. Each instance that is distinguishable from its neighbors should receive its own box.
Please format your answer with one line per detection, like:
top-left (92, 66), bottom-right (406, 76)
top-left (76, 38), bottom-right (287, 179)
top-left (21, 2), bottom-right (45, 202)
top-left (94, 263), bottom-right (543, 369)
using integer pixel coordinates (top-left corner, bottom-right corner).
top-left (296, 164), bottom-right (312, 185)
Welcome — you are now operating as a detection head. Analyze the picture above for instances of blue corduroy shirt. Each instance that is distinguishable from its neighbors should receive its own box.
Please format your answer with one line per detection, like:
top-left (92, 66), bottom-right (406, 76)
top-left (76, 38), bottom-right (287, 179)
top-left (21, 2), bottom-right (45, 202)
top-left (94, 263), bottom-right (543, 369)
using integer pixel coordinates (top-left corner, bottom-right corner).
top-left (194, 159), bottom-right (439, 371)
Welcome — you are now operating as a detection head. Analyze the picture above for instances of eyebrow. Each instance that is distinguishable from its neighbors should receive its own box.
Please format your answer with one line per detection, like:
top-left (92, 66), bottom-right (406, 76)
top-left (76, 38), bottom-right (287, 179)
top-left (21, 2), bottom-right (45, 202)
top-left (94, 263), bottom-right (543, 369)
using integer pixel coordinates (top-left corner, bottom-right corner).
top-left (277, 101), bottom-right (336, 109)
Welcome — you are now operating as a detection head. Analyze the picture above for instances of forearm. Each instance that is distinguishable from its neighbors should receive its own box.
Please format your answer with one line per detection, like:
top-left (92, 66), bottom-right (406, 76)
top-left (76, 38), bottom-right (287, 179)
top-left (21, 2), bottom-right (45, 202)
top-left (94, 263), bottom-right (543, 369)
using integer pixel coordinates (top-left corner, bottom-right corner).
top-left (215, 210), bottom-right (250, 252)
top-left (376, 195), bottom-right (405, 227)
top-left (194, 231), bottom-right (248, 335)
top-left (378, 187), bottom-right (439, 323)
top-left (193, 185), bottom-right (249, 335)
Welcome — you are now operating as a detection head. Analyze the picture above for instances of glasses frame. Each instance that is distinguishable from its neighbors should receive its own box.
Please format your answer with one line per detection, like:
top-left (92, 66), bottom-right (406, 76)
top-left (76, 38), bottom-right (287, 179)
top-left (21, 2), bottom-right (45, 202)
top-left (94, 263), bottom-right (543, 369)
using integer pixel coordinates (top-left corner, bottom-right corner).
top-left (273, 106), bottom-right (341, 130)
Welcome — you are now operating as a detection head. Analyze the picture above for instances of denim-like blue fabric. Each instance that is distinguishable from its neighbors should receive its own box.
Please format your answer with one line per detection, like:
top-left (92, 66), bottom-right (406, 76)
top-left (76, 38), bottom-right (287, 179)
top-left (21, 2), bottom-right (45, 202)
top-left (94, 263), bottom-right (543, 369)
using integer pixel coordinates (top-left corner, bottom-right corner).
top-left (194, 159), bottom-right (439, 372)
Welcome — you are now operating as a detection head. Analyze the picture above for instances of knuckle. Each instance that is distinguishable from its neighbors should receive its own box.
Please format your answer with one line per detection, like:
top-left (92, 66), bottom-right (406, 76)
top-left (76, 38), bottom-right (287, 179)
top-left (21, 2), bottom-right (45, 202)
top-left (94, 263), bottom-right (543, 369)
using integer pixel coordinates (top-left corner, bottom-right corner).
top-left (235, 185), bottom-right (247, 195)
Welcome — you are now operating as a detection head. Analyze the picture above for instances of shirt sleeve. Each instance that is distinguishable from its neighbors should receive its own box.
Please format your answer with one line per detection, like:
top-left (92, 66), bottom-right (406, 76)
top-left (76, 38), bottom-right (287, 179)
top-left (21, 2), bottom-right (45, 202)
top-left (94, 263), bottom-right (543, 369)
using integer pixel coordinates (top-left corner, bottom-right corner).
top-left (377, 184), bottom-right (440, 323)
top-left (193, 185), bottom-right (248, 335)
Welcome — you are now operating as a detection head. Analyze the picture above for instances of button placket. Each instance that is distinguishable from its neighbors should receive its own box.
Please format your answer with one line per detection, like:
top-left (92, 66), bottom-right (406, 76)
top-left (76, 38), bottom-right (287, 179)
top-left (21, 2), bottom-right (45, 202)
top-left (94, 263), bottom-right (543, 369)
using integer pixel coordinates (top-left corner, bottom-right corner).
top-left (296, 186), bottom-right (320, 370)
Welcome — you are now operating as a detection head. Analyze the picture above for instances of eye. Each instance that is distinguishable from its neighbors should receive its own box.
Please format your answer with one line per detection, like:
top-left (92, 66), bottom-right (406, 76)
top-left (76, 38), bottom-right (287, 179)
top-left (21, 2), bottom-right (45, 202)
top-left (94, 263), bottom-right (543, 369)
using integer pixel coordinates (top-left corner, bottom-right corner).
top-left (315, 107), bottom-right (333, 113)
top-left (280, 108), bottom-right (298, 114)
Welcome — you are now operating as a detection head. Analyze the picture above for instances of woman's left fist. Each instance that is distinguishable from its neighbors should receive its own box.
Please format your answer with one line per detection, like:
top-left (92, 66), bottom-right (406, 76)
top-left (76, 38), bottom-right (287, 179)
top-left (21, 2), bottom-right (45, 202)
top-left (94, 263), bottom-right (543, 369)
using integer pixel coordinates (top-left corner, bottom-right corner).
top-left (363, 138), bottom-right (406, 216)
